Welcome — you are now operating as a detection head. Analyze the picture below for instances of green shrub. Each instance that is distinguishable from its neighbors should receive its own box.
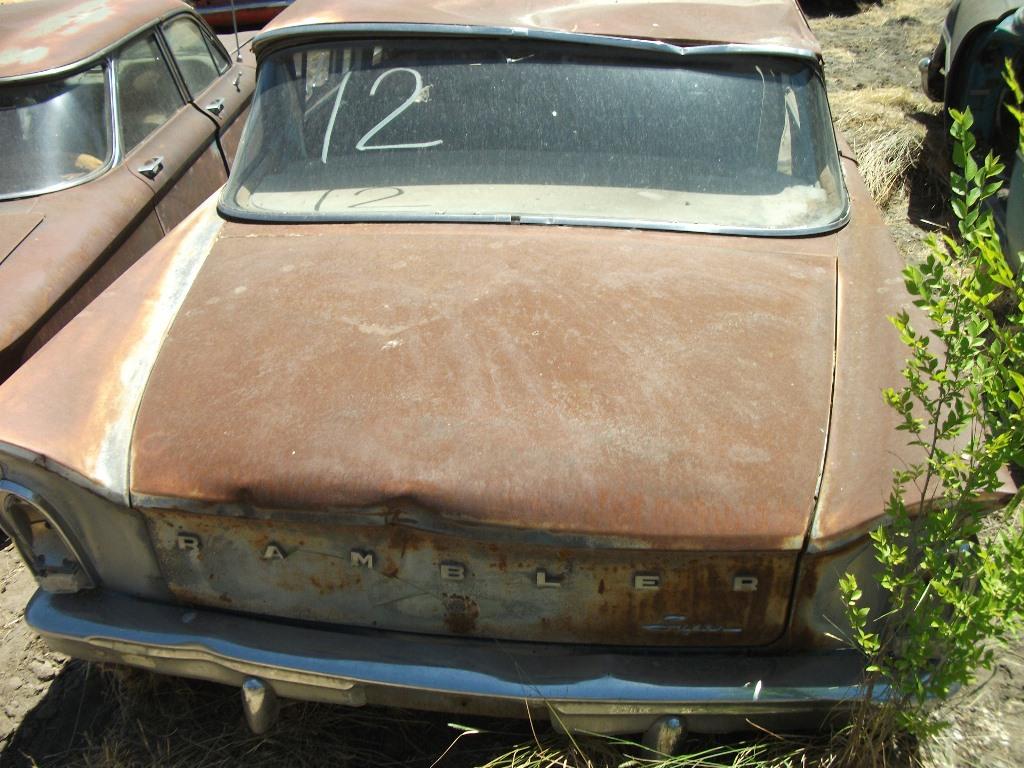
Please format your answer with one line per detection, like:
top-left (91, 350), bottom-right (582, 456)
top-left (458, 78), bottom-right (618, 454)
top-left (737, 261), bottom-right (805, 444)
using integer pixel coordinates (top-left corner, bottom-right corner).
top-left (840, 64), bottom-right (1024, 766)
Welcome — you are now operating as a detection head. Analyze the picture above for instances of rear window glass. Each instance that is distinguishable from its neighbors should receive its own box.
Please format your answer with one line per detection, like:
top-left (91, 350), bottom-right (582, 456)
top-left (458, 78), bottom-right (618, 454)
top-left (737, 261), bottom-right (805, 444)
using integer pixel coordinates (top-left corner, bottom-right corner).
top-left (222, 39), bottom-right (847, 233)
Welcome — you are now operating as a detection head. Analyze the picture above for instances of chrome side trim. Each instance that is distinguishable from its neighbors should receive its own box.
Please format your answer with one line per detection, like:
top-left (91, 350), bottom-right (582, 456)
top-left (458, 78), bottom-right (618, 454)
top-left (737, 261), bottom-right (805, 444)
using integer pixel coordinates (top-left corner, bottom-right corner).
top-left (217, 204), bottom-right (852, 239)
top-left (252, 23), bottom-right (821, 64)
top-left (28, 589), bottom-right (883, 734)
top-left (0, 441), bottom-right (125, 507)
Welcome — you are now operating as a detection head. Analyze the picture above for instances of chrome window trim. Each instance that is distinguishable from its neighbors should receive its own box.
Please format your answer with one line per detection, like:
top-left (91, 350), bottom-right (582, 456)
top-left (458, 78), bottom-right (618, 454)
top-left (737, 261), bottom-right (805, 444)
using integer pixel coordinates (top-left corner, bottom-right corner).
top-left (153, 21), bottom-right (196, 109)
top-left (160, 14), bottom-right (226, 100)
top-left (114, 26), bottom-right (197, 158)
top-left (217, 203), bottom-right (851, 238)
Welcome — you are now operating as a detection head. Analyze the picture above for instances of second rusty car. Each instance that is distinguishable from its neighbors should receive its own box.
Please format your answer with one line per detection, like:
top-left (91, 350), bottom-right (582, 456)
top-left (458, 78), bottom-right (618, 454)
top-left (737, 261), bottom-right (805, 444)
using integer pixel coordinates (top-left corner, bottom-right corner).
top-left (0, 0), bottom-right (918, 744)
top-left (189, 0), bottom-right (292, 32)
top-left (0, 0), bottom-right (255, 382)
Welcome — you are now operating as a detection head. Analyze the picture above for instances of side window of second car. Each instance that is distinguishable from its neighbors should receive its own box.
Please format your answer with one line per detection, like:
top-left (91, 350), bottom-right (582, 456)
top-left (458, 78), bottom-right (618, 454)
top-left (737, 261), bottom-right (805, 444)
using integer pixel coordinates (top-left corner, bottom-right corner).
top-left (163, 16), bottom-right (223, 98)
top-left (116, 34), bottom-right (185, 152)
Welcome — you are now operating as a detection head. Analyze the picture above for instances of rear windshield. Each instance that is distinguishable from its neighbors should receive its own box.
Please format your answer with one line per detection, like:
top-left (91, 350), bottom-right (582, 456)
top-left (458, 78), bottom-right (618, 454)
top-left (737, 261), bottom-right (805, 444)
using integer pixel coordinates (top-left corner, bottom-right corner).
top-left (0, 66), bottom-right (112, 199)
top-left (221, 39), bottom-right (847, 233)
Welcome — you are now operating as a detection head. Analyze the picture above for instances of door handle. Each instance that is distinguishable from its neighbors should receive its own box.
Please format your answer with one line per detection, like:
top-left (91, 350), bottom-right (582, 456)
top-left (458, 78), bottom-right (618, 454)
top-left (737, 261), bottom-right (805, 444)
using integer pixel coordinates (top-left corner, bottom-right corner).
top-left (205, 97), bottom-right (226, 116)
top-left (137, 156), bottom-right (164, 180)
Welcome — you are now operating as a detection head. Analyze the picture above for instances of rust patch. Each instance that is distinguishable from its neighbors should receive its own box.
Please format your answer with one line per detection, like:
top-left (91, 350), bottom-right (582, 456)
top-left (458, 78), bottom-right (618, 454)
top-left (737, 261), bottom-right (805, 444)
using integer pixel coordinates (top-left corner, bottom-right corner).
top-left (143, 508), bottom-right (800, 647)
top-left (443, 594), bottom-right (479, 635)
top-left (130, 222), bottom-right (832, 552)
top-left (0, 0), bottom-right (189, 79)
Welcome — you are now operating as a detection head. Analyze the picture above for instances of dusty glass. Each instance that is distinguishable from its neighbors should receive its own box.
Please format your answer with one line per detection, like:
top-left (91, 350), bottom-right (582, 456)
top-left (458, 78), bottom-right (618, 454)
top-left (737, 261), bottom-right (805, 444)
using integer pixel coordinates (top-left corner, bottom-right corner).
top-left (223, 39), bottom-right (847, 232)
top-left (116, 35), bottom-right (186, 152)
top-left (164, 16), bottom-right (221, 97)
top-left (0, 66), bottom-right (112, 198)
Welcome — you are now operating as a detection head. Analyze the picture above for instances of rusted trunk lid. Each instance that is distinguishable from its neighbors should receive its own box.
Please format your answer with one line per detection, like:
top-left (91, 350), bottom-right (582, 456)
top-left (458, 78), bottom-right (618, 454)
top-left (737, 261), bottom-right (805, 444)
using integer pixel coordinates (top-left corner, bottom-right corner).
top-left (131, 222), bottom-right (837, 645)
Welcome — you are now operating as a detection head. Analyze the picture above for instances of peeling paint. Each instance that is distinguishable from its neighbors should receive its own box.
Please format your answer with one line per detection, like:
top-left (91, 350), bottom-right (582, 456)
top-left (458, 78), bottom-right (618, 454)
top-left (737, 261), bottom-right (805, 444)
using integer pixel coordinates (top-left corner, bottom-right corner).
top-left (0, 0), bottom-right (186, 79)
top-left (92, 206), bottom-right (223, 498)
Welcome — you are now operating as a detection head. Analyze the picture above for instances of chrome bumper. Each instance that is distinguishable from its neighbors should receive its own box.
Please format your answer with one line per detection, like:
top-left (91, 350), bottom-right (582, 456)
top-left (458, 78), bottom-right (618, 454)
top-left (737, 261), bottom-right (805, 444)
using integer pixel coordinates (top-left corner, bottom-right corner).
top-left (27, 589), bottom-right (872, 735)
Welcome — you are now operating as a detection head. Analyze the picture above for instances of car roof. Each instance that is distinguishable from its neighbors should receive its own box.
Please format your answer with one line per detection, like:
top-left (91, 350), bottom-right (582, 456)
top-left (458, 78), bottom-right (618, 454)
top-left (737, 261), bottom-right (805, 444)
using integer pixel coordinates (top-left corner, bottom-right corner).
top-left (0, 0), bottom-right (192, 80)
top-left (256, 0), bottom-right (820, 57)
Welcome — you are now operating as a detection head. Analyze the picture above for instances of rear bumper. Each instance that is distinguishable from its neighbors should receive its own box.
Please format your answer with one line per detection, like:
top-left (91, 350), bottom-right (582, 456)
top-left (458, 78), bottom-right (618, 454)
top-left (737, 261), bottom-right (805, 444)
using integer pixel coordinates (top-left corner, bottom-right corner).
top-left (27, 589), bottom-right (876, 735)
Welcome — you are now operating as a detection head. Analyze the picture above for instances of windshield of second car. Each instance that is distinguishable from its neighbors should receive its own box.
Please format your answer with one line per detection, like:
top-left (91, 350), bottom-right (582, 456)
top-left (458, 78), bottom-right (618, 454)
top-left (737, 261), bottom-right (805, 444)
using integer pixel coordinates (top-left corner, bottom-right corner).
top-left (0, 66), bottom-right (112, 198)
top-left (223, 39), bottom-right (847, 232)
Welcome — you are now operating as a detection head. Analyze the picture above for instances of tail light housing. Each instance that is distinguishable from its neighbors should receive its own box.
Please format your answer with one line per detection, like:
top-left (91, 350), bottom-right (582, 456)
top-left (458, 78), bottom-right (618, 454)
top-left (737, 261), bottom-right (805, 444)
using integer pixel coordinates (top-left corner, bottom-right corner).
top-left (0, 480), bottom-right (94, 593)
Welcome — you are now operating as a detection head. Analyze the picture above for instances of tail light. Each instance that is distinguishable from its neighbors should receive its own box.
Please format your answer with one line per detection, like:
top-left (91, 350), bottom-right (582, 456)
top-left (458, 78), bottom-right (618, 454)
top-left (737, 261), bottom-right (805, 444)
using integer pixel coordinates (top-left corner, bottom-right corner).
top-left (0, 480), bottom-right (94, 593)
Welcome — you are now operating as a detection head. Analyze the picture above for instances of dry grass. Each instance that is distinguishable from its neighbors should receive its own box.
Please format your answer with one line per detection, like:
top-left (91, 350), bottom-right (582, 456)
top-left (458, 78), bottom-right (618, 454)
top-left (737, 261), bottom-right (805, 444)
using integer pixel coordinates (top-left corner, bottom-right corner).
top-left (3, 665), bottom-right (849, 768)
top-left (829, 87), bottom-right (945, 209)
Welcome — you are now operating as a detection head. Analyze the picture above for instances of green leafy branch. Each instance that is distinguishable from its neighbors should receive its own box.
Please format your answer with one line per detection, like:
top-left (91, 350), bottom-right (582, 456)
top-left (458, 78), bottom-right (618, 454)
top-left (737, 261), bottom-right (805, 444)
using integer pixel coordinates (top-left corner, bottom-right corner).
top-left (841, 63), bottom-right (1024, 761)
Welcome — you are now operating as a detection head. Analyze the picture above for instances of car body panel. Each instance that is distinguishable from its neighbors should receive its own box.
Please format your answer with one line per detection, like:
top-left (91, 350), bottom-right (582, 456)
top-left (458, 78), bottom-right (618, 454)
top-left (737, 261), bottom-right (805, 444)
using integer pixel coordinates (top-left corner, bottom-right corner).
top-left (920, 1), bottom-right (1024, 275)
top-left (0, 200), bottom-right (224, 504)
top-left (0, 165), bottom-right (159, 369)
top-left (143, 507), bottom-right (799, 645)
top-left (123, 101), bottom-right (226, 231)
top-left (127, 222), bottom-right (835, 551)
top-left (0, 213), bottom-right (44, 264)
top-left (809, 157), bottom-right (921, 551)
top-left (20, 211), bottom-right (167, 362)
top-left (943, 0), bottom-right (1019, 84)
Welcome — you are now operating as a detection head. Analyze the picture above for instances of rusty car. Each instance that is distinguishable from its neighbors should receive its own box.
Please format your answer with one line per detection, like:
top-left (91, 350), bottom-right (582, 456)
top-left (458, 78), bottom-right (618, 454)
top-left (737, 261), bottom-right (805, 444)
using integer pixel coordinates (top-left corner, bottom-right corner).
top-left (0, 0), bottom-right (922, 747)
top-left (0, 0), bottom-right (255, 382)
top-left (189, 0), bottom-right (292, 32)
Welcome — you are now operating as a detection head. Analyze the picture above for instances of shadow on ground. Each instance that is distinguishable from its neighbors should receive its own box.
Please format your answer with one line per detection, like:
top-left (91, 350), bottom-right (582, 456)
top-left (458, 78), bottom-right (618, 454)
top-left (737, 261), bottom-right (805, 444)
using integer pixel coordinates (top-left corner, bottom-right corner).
top-left (1, 665), bottom-right (829, 768)
top-left (2, 661), bottom-right (109, 768)
top-left (905, 109), bottom-right (952, 230)
top-left (800, 0), bottom-right (880, 19)
top-left (0, 665), bottom-right (569, 768)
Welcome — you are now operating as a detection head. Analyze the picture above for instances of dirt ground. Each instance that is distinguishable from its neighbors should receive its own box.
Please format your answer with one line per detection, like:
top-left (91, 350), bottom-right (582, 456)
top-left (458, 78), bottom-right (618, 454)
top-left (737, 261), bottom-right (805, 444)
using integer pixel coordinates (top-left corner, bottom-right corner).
top-left (1, 0), bottom-right (1023, 765)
